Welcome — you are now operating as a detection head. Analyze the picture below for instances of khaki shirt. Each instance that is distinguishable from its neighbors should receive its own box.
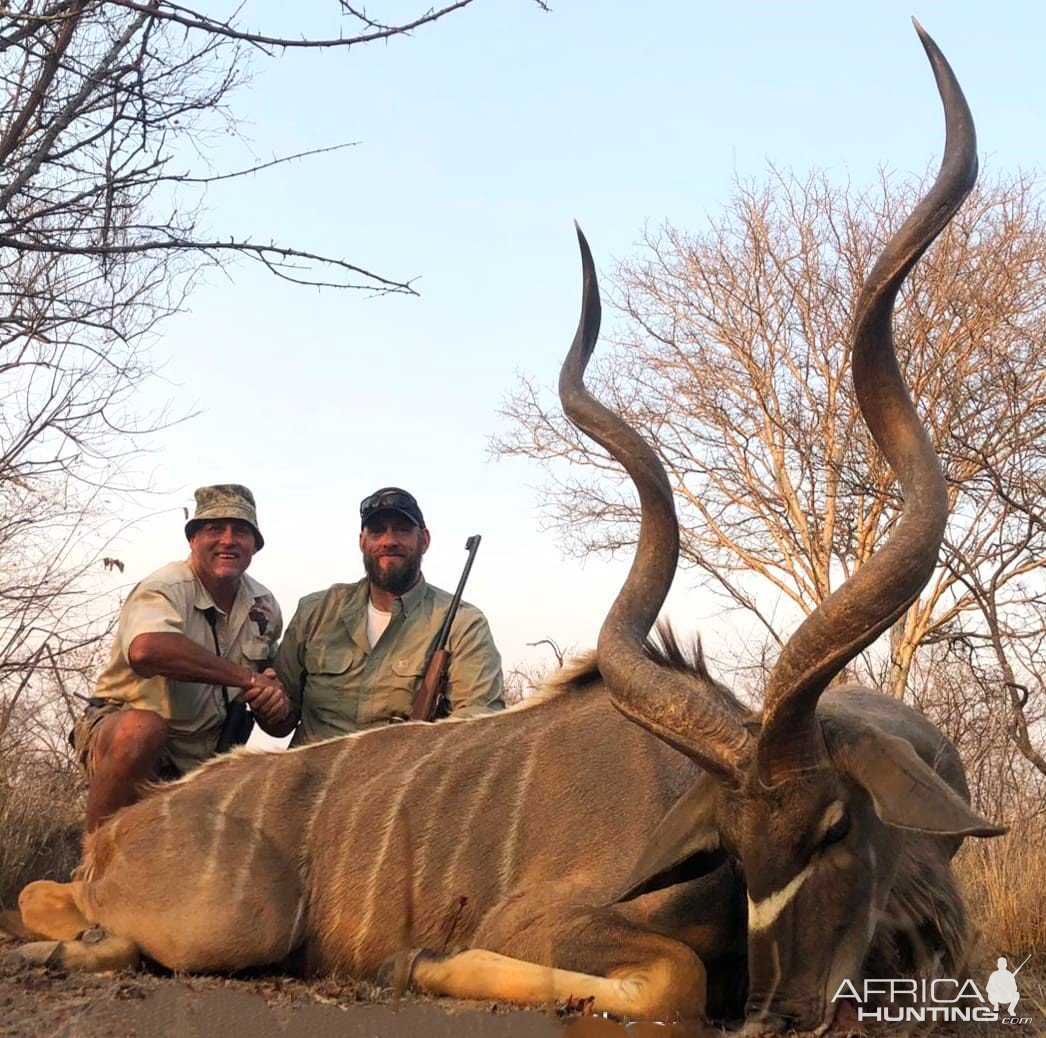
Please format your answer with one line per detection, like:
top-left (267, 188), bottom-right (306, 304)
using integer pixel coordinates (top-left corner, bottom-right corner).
top-left (274, 576), bottom-right (504, 745)
top-left (94, 560), bottom-right (282, 774)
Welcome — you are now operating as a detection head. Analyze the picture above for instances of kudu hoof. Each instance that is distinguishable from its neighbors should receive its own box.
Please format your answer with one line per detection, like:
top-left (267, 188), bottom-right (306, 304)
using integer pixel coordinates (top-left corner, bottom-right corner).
top-left (4, 940), bottom-right (63, 969)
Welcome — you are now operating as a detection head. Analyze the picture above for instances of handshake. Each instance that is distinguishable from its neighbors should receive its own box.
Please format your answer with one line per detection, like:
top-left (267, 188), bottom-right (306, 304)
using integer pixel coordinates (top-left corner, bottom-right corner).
top-left (218, 668), bottom-right (291, 752)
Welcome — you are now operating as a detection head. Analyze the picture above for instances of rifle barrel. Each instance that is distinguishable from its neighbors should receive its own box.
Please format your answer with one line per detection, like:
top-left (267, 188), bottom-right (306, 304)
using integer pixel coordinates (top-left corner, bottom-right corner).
top-left (412, 535), bottom-right (483, 722)
top-left (437, 535), bottom-right (481, 651)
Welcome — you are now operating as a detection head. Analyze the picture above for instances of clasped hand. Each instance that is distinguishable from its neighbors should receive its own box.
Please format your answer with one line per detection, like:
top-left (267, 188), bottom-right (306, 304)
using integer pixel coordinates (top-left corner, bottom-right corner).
top-left (242, 668), bottom-right (290, 725)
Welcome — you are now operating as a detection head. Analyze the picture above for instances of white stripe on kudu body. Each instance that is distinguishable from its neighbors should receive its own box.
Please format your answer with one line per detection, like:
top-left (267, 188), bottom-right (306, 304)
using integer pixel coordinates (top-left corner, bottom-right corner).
top-left (354, 733), bottom-right (449, 962)
top-left (498, 731), bottom-right (540, 887)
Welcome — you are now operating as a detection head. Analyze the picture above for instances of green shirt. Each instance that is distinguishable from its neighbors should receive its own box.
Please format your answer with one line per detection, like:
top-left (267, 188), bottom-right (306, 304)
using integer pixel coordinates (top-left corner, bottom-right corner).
top-left (274, 576), bottom-right (504, 744)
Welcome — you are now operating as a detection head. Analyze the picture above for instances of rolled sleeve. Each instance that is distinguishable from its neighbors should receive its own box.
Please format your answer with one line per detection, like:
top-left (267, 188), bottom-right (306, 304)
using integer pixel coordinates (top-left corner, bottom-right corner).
top-left (117, 582), bottom-right (191, 660)
top-left (444, 604), bottom-right (505, 718)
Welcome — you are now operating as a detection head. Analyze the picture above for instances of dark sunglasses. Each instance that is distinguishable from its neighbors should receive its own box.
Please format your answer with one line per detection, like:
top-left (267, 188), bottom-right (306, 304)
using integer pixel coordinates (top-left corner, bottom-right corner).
top-left (359, 489), bottom-right (419, 519)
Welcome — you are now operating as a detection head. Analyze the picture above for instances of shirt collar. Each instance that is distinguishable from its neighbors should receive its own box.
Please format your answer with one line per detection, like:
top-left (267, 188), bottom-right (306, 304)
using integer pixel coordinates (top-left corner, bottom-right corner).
top-left (190, 567), bottom-right (263, 615)
top-left (360, 573), bottom-right (428, 618)
top-left (398, 574), bottom-right (428, 616)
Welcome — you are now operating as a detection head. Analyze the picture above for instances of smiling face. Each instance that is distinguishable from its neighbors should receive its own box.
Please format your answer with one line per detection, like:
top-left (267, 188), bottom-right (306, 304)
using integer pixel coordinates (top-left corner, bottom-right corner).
top-left (360, 512), bottom-right (430, 596)
top-left (188, 519), bottom-right (258, 586)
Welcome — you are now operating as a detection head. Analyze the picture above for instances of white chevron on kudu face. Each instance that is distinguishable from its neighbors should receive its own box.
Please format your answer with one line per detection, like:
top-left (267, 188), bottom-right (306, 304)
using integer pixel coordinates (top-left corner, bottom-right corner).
top-left (747, 863), bottom-right (815, 932)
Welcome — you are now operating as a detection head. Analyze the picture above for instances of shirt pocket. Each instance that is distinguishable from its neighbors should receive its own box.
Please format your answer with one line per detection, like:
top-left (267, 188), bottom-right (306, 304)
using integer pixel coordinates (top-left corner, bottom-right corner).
top-left (301, 643), bottom-right (363, 731)
top-left (241, 636), bottom-right (272, 670)
top-left (304, 642), bottom-right (356, 677)
top-left (359, 656), bottom-right (423, 726)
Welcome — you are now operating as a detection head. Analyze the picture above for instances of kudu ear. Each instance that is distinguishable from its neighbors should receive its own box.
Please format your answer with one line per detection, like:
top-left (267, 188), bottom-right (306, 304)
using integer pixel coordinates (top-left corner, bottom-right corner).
top-left (614, 775), bottom-right (726, 902)
top-left (837, 730), bottom-right (1005, 838)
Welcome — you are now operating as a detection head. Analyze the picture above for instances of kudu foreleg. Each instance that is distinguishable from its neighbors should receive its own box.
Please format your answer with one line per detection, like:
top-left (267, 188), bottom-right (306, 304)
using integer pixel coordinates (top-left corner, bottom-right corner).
top-left (401, 936), bottom-right (707, 1021)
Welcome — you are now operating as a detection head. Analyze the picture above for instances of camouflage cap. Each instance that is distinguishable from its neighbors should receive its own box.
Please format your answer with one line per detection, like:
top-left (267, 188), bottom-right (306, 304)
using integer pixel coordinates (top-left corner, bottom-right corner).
top-left (360, 487), bottom-right (425, 530)
top-left (184, 484), bottom-right (264, 549)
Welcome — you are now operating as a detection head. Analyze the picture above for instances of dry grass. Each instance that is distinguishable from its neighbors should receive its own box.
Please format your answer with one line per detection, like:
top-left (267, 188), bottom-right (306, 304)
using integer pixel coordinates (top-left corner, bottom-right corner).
top-left (0, 755), bottom-right (84, 908)
top-left (945, 816), bottom-right (1046, 1037)
top-left (957, 816), bottom-right (1046, 962)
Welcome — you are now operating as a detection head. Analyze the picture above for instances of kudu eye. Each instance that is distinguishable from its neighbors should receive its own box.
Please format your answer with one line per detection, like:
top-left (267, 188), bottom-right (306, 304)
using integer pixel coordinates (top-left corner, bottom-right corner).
top-left (822, 810), bottom-right (851, 849)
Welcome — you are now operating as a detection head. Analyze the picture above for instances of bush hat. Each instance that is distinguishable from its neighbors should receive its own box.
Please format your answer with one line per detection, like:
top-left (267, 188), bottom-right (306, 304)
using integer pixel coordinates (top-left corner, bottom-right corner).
top-left (184, 483), bottom-right (264, 549)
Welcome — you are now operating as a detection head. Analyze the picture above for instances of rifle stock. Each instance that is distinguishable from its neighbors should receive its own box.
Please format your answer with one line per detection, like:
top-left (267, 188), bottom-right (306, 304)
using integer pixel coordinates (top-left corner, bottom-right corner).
top-left (411, 535), bottom-right (481, 722)
top-left (412, 647), bottom-right (451, 722)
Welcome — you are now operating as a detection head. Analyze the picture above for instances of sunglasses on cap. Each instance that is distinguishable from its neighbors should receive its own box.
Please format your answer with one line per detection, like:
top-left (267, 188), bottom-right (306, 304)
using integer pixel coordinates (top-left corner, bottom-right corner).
top-left (359, 488), bottom-right (425, 528)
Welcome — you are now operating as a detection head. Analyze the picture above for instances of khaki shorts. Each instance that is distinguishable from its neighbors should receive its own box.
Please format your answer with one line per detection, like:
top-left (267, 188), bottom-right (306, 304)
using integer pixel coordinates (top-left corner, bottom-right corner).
top-left (70, 701), bottom-right (182, 782)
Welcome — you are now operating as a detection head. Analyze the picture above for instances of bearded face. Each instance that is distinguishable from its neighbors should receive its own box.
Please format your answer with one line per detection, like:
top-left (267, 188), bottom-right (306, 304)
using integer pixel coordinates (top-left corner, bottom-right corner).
top-left (360, 514), bottom-right (429, 596)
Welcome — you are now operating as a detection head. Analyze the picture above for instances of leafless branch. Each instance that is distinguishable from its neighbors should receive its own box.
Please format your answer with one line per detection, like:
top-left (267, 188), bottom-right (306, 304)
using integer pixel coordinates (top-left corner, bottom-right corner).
top-left (0, 0), bottom-right (538, 761)
top-left (497, 167), bottom-right (1046, 786)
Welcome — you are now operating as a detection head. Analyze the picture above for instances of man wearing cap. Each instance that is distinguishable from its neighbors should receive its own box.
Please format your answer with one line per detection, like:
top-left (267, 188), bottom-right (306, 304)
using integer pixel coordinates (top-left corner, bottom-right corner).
top-left (274, 487), bottom-right (505, 743)
top-left (71, 484), bottom-right (291, 831)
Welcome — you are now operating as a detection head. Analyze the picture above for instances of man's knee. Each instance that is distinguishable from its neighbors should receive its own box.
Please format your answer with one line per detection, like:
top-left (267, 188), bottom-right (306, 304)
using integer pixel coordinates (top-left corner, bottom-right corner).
top-left (92, 710), bottom-right (168, 772)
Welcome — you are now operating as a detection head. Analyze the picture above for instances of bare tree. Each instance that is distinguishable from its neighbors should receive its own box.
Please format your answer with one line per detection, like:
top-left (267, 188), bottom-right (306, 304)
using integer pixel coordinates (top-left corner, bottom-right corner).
top-left (496, 169), bottom-right (1046, 776)
top-left (936, 483), bottom-right (1046, 786)
top-left (502, 637), bottom-right (567, 704)
top-left (906, 642), bottom-right (1045, 819)
top-left (0, 0), bottom-right (544, 759)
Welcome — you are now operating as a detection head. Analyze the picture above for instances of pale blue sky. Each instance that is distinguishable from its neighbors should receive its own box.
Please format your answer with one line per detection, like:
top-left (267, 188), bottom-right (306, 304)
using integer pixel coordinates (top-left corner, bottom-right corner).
top-left (114, 2), bottom-right (1046, 681)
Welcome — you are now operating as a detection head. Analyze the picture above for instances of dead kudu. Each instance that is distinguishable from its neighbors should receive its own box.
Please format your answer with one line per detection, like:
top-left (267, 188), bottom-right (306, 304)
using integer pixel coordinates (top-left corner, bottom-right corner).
top-left (9, 24), bottom-right (1003, 1034)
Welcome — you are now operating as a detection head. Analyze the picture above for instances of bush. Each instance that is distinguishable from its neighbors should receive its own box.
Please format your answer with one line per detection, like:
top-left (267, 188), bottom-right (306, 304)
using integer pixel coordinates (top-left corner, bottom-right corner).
top-left (0, 755), bottom-right (84, 908)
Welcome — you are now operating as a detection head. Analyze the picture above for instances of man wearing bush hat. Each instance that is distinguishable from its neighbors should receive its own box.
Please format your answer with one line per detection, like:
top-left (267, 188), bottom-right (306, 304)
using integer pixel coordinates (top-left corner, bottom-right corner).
top-left (274, 486), bottom-right (504, 743)
top-left (71, 483), bottom-right (290, 831)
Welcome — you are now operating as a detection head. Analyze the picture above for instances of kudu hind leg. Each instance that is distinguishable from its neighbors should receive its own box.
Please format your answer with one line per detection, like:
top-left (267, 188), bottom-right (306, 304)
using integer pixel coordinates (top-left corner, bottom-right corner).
top-left (0, 908), bottom-right (35, 939)
top-left (10, 933), bottom-right (140, 971)
top-left (19, 880), bottom-right (90, 940)
top-left (404, 935), bottom-right (707, 1021)
top-left (10, 879), bottom-right (141, 972)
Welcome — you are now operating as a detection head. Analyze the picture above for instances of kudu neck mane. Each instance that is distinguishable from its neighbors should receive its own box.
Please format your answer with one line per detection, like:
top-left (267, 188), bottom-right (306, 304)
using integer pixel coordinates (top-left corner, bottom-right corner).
top-left (543, 622), bottom-right (752, 726)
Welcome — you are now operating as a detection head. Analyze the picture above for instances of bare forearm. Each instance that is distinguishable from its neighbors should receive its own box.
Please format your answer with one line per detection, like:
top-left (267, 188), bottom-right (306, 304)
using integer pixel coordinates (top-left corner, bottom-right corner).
top-left (129, 634), bottom-right (294, 734)
top-left (128, 632), bottom-right (253, 689)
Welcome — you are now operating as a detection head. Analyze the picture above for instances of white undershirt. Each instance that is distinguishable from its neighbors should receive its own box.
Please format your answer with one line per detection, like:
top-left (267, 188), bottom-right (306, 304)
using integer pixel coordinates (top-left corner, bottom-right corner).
top-left (366, 600), bottom-right (392, 648)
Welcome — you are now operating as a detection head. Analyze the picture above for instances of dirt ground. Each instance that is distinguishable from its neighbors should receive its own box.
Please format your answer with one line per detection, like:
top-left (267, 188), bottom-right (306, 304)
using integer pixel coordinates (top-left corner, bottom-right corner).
top-left (1, 936), bottom-right (1042, 1038)
top-left (0, 937), bottom-right (724, 1038)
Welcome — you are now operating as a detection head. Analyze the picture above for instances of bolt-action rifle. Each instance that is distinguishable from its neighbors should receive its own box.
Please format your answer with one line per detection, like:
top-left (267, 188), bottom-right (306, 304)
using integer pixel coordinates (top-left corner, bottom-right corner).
top-left (411, 535), bottom-right (481, 722)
